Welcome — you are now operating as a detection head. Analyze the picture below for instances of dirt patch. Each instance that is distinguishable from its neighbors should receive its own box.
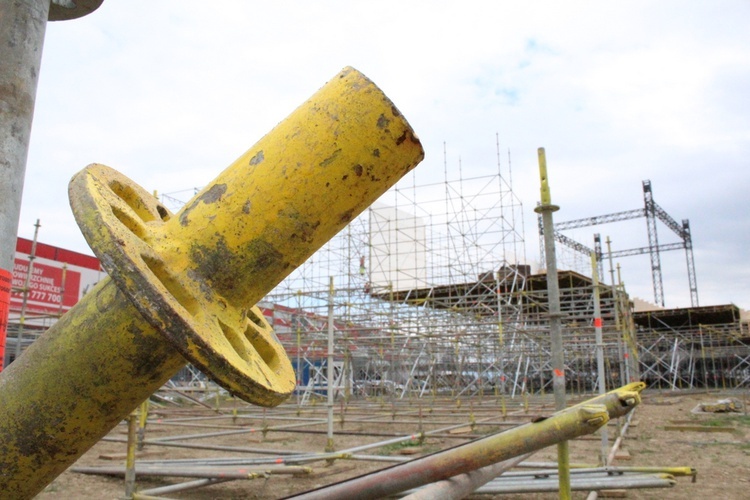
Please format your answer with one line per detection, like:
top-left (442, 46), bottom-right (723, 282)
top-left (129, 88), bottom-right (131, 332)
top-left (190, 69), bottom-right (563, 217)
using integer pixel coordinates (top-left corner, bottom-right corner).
top-left (37, 389), bottom-right (749, 499)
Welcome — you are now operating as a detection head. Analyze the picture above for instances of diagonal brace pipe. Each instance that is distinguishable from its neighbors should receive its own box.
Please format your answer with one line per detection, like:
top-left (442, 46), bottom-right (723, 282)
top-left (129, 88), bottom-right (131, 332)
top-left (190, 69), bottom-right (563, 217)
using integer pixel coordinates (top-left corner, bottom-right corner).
top-left (288, 383), bottom-right (645, 500)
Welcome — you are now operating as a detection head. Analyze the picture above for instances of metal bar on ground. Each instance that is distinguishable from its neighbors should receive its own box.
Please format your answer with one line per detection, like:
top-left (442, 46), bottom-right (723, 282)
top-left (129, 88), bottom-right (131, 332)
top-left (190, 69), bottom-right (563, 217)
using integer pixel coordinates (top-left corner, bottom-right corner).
top-left (288, 384), bottom-right (641, 500)
top-left (138, 478), bottom-right (235, 496)
top-left (400, 452), bottom-right (534, 500)
top-left (472, 473), bottom-right (676, 494)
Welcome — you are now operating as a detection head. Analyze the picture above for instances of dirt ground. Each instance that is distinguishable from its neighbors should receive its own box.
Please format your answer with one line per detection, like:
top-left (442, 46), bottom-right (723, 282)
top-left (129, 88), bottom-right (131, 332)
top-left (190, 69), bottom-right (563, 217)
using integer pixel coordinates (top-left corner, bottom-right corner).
top-left (37, 389), bottom-right (749, 499)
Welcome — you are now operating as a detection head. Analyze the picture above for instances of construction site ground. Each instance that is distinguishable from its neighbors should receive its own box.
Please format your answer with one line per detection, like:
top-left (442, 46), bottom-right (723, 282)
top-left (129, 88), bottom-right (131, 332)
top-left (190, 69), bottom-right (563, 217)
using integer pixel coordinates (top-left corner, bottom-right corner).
top-left (40, 389), bottom-right (749, 499)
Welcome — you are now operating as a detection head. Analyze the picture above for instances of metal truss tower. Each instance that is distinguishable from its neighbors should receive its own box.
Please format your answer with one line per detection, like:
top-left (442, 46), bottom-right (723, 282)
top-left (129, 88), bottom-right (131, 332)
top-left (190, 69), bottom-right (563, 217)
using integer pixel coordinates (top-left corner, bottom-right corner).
top-left (541, 180), bottom-right (699, 307)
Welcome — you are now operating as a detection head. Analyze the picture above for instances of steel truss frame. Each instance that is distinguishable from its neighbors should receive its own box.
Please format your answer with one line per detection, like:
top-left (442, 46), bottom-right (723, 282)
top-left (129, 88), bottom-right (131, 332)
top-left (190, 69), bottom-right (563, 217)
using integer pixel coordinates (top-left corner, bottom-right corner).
top-left (542, 180), bottom-right (699, 307)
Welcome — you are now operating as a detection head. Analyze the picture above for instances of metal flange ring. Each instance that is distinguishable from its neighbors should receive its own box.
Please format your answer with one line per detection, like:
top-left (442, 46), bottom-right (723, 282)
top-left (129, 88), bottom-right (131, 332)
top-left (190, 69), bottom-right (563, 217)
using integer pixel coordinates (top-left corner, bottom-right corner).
top-left (69, 164), bottom-right (295, 406)
top-left (49, 0), bottom-right (105, 21)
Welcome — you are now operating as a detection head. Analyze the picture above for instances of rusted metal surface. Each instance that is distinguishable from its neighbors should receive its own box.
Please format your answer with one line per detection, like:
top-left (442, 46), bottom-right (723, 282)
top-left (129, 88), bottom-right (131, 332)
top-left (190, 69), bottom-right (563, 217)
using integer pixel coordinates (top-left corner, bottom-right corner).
top-left (0, 279), bottom-right (183, 498)
top-left (290, 383), bottom-right (643, 500)
top-left (68, 66), bottom-right (423, 405)
top-left (0, 67), bottom-right (423, 499)
top-left (401, 453), bottom-right (534, 500)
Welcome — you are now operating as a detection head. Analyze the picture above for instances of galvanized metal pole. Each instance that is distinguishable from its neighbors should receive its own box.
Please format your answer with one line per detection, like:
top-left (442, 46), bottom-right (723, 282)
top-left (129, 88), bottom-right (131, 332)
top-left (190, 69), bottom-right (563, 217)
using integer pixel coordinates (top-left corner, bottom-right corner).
top-left (0, 0), bottom-right (49, 372)
top-left (401, 453), bottom-right (534, 500)
top-left (0, 0), bottom-right (48, 274)
top-left (0, 67), bottom-right (424, 499)
top-left (606, 237), bottom-right (627, 385)
top-left (125, 412), bottom-right (137, 498)
top-left (533, 147), bottom-right (571, 498)
top-left (0, 0), bottom-right (104, 371)
top-left (590, 251), bottom-right (609, 465)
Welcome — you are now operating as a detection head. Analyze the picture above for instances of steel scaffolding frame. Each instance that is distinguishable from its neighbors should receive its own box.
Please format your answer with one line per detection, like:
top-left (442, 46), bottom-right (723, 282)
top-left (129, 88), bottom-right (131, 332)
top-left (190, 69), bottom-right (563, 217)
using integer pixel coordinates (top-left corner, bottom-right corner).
top-left (634, 305), bottom-right (749, 389)
top-left (260, 144), bottom-right (645, 406)
top-left (7, 149), bottom-right (747, 401)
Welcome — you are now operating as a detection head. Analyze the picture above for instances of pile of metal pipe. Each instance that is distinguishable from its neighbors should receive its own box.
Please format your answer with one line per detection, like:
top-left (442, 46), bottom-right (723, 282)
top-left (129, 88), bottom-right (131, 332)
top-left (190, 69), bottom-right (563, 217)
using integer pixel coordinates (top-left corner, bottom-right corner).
top-left (96, 383), bottom-right (653, 498)
top-left (400, 453), bottom-right (535, 500)
top-left (469, 472), bottom-right (676, 494)
top-left (288, 383), bottom-right (643, 500)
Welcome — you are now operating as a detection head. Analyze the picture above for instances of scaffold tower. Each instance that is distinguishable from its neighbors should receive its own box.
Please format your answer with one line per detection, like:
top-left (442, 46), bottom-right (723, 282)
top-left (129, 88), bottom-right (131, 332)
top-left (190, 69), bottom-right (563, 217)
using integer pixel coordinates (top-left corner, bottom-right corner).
top-left (544, 180), bottom-right (699, 308)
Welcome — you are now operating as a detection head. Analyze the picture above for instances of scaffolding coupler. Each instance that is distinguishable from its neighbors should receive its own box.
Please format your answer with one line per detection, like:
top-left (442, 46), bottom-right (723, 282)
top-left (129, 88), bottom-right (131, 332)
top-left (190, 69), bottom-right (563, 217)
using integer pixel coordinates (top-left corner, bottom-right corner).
top-left (0, 67), bottom-right (424, 499)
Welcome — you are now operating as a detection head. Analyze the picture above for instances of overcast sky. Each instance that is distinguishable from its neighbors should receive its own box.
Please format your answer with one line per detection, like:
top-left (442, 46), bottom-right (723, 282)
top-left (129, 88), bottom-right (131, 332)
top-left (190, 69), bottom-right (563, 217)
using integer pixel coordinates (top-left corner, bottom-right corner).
top-left (17, 1), bottom-right (750, 310)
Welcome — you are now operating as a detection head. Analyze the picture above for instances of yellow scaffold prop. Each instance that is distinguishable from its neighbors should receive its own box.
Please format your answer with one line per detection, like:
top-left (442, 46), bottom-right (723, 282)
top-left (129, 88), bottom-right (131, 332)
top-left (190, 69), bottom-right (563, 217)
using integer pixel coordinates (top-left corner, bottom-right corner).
top-left (0, 67), bottom-right (424, 499)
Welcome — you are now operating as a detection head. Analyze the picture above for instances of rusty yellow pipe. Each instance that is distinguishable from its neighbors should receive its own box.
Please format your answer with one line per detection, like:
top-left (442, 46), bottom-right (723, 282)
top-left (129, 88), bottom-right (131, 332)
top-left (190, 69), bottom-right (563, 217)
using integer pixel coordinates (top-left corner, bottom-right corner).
top-left (137, 399), bottom-right (149, 451)
top-left (291, 398), bottom-right (623, 499)
top-left (292, 386), bottom-right (645, 500)
top-left (125, 412), bottom-right (137, 498)
top-left (0, 67), bottom-right (423, 498)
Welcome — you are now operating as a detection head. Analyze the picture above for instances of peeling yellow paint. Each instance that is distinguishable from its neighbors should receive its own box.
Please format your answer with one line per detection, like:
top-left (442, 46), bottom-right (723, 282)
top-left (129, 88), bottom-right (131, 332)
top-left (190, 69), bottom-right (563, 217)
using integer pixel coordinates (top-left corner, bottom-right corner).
top-left (0, 66), bottom-right (424, 498)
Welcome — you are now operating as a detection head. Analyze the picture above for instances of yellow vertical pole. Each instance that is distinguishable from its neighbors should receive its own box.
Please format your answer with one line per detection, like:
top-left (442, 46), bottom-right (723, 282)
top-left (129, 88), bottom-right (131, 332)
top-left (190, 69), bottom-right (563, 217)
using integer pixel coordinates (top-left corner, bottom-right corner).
top-left (125, 412), bottom-right (137, 498)
top-left (326, 276), bottom-right (335, 453)
top-left (533, 147), bottom-right (571, 499)
top-left (137, 399), bottom-right (149, 451)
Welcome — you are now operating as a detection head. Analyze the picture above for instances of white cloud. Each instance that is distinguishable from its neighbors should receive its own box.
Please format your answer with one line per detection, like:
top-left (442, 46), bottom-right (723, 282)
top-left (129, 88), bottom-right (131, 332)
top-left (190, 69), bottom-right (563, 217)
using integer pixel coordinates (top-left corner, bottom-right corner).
top-left (12, 0), bottom-right (750, 309)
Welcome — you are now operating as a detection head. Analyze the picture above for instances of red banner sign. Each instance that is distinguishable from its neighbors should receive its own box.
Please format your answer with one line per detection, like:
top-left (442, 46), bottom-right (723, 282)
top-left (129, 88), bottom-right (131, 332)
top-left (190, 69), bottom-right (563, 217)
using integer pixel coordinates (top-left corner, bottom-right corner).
top-left (10, 259), bottom-right (81, 316)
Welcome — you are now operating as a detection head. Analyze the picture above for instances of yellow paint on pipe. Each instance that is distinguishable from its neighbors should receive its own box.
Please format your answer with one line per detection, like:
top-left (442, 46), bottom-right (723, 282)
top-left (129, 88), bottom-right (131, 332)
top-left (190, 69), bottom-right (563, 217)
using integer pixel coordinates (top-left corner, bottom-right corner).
top-left (538, 147), bottom-right (551, 206)
top-left (0, 67), bottom-right (423, 499)
top-left (534, 147), bottom-right (559, 214)
top-left (69, 66), bottom-right (423, 405)
top-left (125, 412), bottom-right (137, 497)
top-left (0, 279), bottom-right (184, 498)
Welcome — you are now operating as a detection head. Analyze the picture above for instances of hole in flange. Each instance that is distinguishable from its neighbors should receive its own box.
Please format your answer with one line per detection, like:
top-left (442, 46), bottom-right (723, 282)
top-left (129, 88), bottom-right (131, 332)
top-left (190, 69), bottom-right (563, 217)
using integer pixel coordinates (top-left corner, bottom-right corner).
top-left (109, 180), bottom-right (159, 223)
top-left (141, 254), bottom-right (200, 317)
top-left (156, 205), bottom-right (171, 221)
top-left (244, 324), bottom-right (280, 371)
top-left (247, 308), bottom-right (266, 328)
top-left (111, 206), bottom-right (148, 239)
top-left (219, 320), bottom-right (251, 364)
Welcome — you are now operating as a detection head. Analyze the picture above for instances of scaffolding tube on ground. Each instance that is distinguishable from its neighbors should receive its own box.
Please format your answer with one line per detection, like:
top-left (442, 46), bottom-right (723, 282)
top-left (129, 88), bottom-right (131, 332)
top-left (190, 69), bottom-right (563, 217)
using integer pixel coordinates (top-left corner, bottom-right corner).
top-left (73, 382), bottom-right (701, 498)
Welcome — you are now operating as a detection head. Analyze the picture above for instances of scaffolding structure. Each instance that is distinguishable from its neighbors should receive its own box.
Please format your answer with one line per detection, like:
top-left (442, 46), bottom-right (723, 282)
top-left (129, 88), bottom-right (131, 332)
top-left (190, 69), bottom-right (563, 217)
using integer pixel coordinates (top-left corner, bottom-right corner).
top-left (4, 224), bottom-right (67, 363)
top-left (4, 146), bottom-right (748, 498)
top-left (256, 142), bottom-right (645, 406)
top-left (634, 304), bottom-right (750, 390)
top-left (3, 226), bottom-right (106, 367)
top-left (6, 149), bottom-right (748, 396)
